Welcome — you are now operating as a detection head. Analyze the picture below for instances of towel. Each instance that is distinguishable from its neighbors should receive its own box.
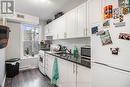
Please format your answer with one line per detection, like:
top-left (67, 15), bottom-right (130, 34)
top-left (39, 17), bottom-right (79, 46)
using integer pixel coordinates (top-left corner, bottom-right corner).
top-left (51, 58), bottom-right (59, 85)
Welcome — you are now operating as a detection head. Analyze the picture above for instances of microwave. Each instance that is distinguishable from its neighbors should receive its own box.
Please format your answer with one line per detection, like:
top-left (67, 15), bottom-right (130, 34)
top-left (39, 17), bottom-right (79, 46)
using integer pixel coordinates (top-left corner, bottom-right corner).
top-left (81, 47), bottom-right (91, 58)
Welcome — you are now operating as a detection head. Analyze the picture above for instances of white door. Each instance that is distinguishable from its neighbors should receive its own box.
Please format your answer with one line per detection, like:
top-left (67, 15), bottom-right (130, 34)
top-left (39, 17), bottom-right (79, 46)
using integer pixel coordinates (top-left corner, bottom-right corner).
top-left (66, 9), bottom-right (77, 38)
top-left (77, 65), bottom-right (91, 87)
top-left (77, 2), bottom-right (87, 37)
top-left (92, 63), bottom-right (130, 87)
top-left (58, 58), bottom-right (76, 87)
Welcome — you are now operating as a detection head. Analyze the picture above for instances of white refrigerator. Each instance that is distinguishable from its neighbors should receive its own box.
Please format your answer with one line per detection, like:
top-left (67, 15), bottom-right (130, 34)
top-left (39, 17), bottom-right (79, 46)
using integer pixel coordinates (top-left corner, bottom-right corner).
top-left (91, 0), bottom-right (130, 87)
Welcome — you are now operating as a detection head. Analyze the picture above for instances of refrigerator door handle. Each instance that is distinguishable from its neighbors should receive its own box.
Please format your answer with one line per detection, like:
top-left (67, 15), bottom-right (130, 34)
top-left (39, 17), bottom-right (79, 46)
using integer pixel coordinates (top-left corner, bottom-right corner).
top-left (93, 62), bottom-right (130, 73)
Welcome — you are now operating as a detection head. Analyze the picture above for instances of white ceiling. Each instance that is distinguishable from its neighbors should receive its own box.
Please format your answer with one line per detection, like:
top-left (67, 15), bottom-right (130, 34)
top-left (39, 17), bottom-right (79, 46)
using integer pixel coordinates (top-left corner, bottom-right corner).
top-left (15, 0), bottom-right (87, 21)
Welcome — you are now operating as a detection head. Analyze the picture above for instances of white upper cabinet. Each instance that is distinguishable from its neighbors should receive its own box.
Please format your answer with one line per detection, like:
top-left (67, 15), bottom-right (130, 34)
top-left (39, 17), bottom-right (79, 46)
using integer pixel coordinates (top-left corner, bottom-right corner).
top-left (66, 9), bottom-right (77, 38)
top-left (52, 15), bottom-right (66, 40)
top-left (52, 19), bottom-right (58, 39)
top-left (77, 2), bottom-right (87, 37)
top-left (56, 15), bottom-right (66, 39)
top-left (44, 25), bottom-right (49, 36)
top-left (44, 22), bottom-right (53, 36)
top-left (44, 1), bottom-right (89, 39)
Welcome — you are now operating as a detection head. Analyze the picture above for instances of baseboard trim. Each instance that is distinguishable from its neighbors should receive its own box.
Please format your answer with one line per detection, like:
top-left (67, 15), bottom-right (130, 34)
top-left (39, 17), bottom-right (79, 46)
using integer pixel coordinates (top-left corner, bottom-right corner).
top-left (2, 75), bottom-right (6, 87)
top-left (19, 66), bottom-right (38, 71)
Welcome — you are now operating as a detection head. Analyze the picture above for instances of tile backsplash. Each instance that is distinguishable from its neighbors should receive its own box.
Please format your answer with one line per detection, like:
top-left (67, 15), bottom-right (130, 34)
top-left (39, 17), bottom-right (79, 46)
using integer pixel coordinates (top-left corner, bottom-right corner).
top-left (52, 37), bottom-right (91, 54)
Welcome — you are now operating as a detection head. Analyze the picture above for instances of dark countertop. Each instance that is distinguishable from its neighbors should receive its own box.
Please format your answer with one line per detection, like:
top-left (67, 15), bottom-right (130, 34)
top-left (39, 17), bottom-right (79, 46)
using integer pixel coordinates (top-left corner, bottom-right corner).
top-left (40, 48), bottom-right (50, 51)
top-left (45, 51), bottom-right (91, 68)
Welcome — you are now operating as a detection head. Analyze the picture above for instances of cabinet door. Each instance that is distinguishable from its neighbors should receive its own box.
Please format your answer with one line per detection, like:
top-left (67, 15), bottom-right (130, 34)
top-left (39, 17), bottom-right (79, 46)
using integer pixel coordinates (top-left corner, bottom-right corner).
top-left (48, 23), bottom-right (53, 36)
top-left (53, 16), bottom-right (66, 39)
top-left (52, 20), bottom-right (59, 40)
top-left (58, 59), bottom-right (76, 87)
top-left (77, 2), bottom-right (87, 37)
top-left (56, 15), bottom-right (66, 39)
top-left (45, 54), bottom-right (55, 79)
top-left (44, 54), bottom-right (49, 77)
top-left (44, 25), bottom-right (49, 36)
top-left (66, 9), bottom-right (77, 38)
top-left (77, 65), bottom-right (91, 87)
top-left (44, 23), bottom-right (53, 37)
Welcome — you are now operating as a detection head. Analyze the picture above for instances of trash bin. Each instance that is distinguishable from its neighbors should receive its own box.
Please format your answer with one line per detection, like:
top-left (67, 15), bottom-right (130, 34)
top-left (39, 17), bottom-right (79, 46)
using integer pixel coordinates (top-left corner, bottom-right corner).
top-left (5, 58), bottom-right (20, 78)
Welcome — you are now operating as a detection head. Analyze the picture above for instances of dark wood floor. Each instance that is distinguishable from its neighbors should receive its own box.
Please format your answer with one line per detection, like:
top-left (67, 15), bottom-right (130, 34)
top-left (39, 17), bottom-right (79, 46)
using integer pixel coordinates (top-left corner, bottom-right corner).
top-left (4, 69), bottom-right (55, 87)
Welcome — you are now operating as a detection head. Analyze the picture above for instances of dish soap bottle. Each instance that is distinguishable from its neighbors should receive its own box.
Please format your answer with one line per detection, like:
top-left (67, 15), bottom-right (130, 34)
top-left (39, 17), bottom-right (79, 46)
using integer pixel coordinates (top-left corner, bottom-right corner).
top-left (73, 46), bottom-right (79, 58)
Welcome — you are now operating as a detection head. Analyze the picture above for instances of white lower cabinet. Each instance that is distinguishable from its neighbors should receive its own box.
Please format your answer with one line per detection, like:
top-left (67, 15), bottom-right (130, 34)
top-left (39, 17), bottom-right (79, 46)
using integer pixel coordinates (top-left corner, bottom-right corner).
top-left (45, 54), bottom-right (91, 87)
top-left (58, 59), bottom-right (91, 87)
top-left (58, 58), bottom-right (76, 87)
top-left (45, 54), bottom-right (55, 79)
top-left (77, 65), bottom-right (91, 87)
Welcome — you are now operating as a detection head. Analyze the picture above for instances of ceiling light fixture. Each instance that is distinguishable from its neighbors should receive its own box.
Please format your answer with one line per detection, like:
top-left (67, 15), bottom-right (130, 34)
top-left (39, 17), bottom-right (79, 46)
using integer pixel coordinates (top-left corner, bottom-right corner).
top-left (39, 0), bottom-right (50, 3)
top-left (31, 0), bottom-right (52, 6)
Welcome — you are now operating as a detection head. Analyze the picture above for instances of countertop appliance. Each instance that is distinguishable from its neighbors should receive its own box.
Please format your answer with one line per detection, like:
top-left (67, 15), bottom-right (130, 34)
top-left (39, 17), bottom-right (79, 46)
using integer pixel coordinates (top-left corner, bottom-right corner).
top-left (92, 0), bottom-right (130, 87)
top-left (40, 40), bottom-right (52, 50)
top-left (50, 44), bottom-right (62, 52)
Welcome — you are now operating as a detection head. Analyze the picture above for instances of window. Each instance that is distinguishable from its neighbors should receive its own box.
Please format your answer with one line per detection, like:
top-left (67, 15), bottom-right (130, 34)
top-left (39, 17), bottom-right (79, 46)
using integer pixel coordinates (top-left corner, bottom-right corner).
top-left (21, 24), bottom-right (40, 57)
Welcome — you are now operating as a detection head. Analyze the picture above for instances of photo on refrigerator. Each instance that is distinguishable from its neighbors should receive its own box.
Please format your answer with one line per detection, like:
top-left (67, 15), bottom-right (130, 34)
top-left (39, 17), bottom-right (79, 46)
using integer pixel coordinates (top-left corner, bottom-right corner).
top-left (100, 30), bottom-right (112, 46)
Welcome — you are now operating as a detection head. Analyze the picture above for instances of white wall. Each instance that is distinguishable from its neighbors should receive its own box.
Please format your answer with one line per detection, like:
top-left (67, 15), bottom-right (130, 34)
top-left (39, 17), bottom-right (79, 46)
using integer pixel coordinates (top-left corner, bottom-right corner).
top-left (6, 22), bottom-right (21, 60)
top-left (0, 49), bottom-right (5, 86)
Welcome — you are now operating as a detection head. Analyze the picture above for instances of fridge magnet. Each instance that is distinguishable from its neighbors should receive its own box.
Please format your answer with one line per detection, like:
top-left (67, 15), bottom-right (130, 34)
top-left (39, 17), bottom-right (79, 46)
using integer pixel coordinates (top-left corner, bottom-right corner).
top-left (91, 26), bottom-right (98, 34)
top-left (113, 8), bottom-right (122, 19)
top-left (119, 33), bottom-right (130, 40)
top-left (119, 14), bottom-right (124, 22)
top-left (100, 30), bottom-right (112, 46)
top-left (104, 5), bottom-right (113, 20)
top-left (118, 0), bottom-right (130, 13)
top-left (103, 20), bottom-right (110, 28)
top-left (110, 48), bottom-right (119, 55)
top-left (97, 30), bottom-right (105, 36)
top-left (118, 0), bottom-right (128, 8)
top-left (122, 7), bottom-right (129, 15)
top-left (113, 22), bottom-right (126, 27)
top-left (129, 0), bottom-right (130, 13)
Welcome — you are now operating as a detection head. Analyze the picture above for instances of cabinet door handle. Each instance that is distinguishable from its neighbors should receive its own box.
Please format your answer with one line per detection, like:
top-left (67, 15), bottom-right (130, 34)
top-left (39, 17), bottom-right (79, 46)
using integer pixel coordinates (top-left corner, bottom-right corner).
top-left (73, 64), bottom-right (75, 74)
top-left (64, 32), bottom-right (66, 38)
top-left (57, 34), bottom-right (59, 39)
top-left (76, 65), bottom-right (78, 74)
top-left (84, 28), bottom-right (86, 36)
